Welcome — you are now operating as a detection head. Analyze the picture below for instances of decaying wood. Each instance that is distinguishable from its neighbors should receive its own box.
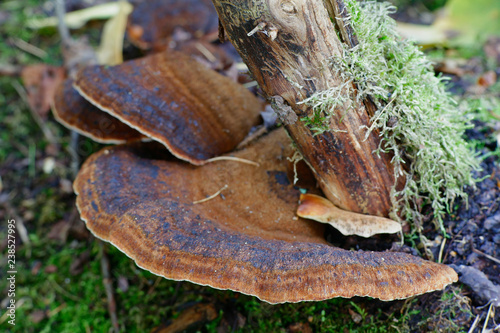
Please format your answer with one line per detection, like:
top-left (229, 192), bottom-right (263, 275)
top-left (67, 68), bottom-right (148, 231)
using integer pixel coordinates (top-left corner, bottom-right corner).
top-left (211, 0), bottom-right (399, 217)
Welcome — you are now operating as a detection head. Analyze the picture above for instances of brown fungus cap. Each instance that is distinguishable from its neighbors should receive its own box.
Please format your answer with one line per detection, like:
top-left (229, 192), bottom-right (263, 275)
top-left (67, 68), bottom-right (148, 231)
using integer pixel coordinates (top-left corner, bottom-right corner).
top-left (52, 78), bottom-right (145, 143)
top-left (74, 128), bottom-right (458, 304)
top-left (127, 0), bottom-right (219, 50)
top-left (73, 50), bottom-right (262, 165)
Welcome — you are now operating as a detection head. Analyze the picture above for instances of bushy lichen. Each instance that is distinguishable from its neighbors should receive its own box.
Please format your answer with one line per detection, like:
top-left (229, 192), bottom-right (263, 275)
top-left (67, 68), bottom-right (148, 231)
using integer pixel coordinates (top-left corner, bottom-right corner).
top-left (301, 0), bottom-right (480, 231)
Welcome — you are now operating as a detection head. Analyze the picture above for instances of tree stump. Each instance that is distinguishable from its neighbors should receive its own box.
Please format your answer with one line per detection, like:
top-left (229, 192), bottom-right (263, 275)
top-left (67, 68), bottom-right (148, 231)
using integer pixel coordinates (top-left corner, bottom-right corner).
top-left (212, 0), bottom-right (400, 217)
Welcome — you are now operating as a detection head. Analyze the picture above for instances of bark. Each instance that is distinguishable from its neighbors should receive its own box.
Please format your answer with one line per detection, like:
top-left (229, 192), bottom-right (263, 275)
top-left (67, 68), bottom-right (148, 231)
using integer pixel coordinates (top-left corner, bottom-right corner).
top-left (212, 0), bottom-right (399, 217)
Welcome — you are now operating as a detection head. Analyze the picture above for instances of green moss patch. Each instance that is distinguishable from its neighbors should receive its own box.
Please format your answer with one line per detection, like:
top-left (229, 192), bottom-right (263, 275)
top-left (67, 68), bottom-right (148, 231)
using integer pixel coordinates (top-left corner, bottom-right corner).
top-left (301, 0), bottom-right (480, 231)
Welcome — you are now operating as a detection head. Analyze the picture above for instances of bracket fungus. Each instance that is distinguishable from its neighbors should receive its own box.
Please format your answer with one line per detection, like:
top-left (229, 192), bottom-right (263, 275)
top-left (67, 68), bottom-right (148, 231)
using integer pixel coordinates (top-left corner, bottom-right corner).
top-left (53, 0), bottom-right (464, 304)
top-left (74, 129), bottom-right (457, 303)
top-left (297, 194), bottom-right (402, 238)
top-left (55, 49), bottom-right (262, 164)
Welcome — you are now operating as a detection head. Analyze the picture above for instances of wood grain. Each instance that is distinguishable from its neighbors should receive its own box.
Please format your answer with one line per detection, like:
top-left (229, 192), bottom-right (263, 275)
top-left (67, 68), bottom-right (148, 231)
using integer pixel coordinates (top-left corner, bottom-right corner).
top-left (212, 0), bottom-right (399, 216)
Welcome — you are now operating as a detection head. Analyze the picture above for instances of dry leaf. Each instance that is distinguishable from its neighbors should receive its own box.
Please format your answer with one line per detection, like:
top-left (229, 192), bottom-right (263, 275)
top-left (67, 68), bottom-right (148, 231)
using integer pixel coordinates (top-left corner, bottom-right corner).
top-left (96, 1), bottom-right (133, 65)
top-left (21, 64), bottom-right (66, 119)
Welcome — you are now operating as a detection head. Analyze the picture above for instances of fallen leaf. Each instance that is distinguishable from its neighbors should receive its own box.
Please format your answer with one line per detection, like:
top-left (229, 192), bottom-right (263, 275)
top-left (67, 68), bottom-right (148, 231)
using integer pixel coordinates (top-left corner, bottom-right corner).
top-left (96, 1), bottom-right (133, 65)
top-left (27, 2), bottom-right (130, 29)
top-left (396, 22), bottom-right (448, 46)
top-left (484, 37), bottom-right (500, 65)
top-left (217, 309), bottom-right (246, 333)
top-left (468, 71), bottom-right (498, 95)
top-left (59, 179), bottom-right (73, 194)
top-left (477, 71), bottom-right (497, 88)
top-left (69, 251), bottom-right (90, 275)
top-left (29, 310), bottom-right (47, 324)
top-left (21, 65), bottom-right (66, 119)
top-left (47, 220), bottom-right (71, 242)
top-left (433, 58), bottom-right (466, 76)
top-left (42, 157), bottom-right (56, 174)
top-left (68, 219), bottom-right (90, 240)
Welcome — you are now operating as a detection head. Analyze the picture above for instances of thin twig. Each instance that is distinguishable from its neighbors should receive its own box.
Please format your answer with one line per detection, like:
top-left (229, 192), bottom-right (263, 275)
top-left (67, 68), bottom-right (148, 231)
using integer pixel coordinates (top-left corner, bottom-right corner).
top-left (50, 279), bottom-right (81, 302)
top-left (438, 237), bottom-right (446, 264)
top-left (236, 126), bottom-right (267, 149)
top-left (10, 38), bottom-right (47, 59)
top-left (99, 242), bottom-right (120, 333)
top-left (55, 0), bottom-right (71, 45)
top-left (1, 193), bottom-right (31, 248)
top-left (70, 131), bottom-right (80, 178)
top-left (147, 276), bottom-right (163, 295)
top-left (194, 42), bottom-right (217, 63)
top-left (0, 63), bottom-right (23, 77)
top-left (471, 247), bottom-right (500, 265)
top-left (47, 303), bottom-right (67, 317)
top-left (482, 302), bottom-right (493, 333)
top-left (193, 184), bottom-right (228, 204)
top-left (55, 0), bottom-right (86, 176)
top-left (205, 156), bottom-right (259, 166)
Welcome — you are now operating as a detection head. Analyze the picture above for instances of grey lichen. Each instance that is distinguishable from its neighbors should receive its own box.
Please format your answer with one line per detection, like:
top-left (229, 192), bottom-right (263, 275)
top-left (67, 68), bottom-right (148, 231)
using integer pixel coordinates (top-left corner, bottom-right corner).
top-left (301, 0), bottom-right (480, 231)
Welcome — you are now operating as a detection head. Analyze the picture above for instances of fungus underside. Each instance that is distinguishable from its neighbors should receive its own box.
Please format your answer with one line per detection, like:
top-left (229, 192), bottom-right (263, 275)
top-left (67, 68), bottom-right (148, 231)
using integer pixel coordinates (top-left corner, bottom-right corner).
top-left (300, 0), bottom-right (480, 231)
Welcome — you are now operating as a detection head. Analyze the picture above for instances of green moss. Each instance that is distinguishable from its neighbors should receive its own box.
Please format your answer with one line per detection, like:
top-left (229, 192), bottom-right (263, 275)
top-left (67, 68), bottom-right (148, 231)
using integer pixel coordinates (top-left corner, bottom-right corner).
top-left (301, 0), bottom-right (480, 231)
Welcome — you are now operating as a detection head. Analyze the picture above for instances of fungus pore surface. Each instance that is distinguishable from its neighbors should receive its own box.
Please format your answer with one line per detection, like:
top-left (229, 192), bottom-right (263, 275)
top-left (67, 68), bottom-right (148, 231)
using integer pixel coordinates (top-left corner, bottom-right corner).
top-left (52, 78), bottom-right (145, 143)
